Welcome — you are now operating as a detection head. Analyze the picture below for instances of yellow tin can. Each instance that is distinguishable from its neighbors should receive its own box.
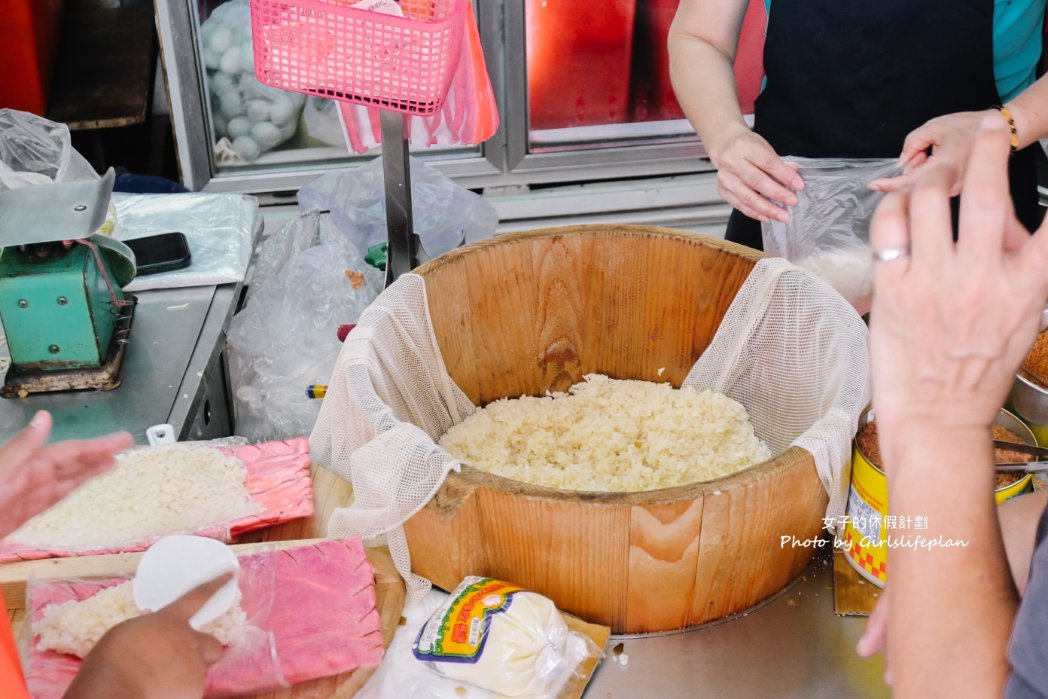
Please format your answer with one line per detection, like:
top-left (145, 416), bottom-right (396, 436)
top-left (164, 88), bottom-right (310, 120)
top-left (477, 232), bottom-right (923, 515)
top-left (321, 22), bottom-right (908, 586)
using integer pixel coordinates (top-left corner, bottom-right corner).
top-left (842, 408), bottom-right (1036, 588)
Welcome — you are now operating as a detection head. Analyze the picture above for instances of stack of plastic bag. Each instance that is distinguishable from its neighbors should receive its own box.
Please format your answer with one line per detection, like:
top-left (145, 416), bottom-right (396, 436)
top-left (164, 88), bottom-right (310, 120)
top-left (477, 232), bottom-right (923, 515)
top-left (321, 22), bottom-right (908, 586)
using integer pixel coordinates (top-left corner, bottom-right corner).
top-left (227, 211), bottom-right (382, 442)
top-left (297, 156), bottom-right (498, 259)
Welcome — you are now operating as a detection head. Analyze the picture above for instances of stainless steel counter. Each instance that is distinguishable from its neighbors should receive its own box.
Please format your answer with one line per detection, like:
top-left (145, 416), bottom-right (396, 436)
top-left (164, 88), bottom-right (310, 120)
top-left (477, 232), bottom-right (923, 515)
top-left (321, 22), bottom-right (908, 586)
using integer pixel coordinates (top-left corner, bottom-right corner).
top-left (0, 284), bottom-right (239, 444)
top-left (585, 555), bottom-right (889, 698)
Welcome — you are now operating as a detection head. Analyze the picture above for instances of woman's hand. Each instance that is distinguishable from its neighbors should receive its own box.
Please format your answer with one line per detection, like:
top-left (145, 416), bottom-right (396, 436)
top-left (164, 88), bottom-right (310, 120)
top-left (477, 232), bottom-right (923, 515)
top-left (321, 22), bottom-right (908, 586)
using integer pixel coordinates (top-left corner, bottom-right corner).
top-left (868, 115), bottom-right (1048, 436)
top-left (869, 110), bottom-right (998, 195)
top-left (708, 125), bottom-right (804, 223)
top-left (0, 411), bottom-right (132, 538)
top-left (64, 574), bottom-right (233, 699)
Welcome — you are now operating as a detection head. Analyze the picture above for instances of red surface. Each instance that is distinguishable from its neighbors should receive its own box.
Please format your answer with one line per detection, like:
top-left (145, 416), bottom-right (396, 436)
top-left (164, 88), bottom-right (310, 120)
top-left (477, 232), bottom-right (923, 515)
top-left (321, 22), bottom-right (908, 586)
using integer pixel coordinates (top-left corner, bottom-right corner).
top-left (0, 599), bottom-right (29, 699)
top-left (526, 0), bottom-right (637, 130)
top-left (23, 539), bottom-right (384, 699)
top-left (733, 0), bottom-right (768, 115)
top-left (0, 437), bottom-right (315, 563)
top-left (0, 0), bottom-right (62, 115)
top-left (527, 0), bottom-right (768, 130)
top-left (633, 0), bottom-right (767, 121)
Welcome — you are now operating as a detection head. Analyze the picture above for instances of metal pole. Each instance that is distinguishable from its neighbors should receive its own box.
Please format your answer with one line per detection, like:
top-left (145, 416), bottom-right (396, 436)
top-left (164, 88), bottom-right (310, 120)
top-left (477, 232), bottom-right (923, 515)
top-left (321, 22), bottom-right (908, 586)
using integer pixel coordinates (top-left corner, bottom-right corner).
top-left (380, 110), bottom-right (416, 287)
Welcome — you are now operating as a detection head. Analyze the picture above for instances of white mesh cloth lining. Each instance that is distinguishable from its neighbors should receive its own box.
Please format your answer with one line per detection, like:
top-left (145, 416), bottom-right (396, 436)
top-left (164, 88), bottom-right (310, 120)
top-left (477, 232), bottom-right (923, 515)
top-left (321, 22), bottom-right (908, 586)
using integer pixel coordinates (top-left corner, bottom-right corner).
top-left (310, 260), bottom-right (870, 601)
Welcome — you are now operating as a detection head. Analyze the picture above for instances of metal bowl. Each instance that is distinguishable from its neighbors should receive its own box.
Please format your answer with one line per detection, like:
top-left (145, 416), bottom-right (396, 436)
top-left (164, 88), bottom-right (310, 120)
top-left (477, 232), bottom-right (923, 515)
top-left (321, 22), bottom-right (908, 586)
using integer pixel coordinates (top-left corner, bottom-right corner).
top-left (1009, 372), bottom-right (1048, 446)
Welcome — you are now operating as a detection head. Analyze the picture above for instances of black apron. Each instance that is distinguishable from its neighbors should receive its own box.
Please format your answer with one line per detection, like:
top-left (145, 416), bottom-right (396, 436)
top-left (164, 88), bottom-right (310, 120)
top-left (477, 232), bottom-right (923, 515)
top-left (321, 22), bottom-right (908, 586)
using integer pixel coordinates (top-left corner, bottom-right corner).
top-left (725, 1), bottom-right (1042, 250)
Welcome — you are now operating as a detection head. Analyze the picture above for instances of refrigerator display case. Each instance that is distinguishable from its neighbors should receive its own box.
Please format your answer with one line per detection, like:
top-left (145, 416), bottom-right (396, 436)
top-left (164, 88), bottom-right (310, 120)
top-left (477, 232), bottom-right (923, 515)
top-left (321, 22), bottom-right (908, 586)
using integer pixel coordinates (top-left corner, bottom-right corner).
top-left (157, 0), bottom-right (766, 226)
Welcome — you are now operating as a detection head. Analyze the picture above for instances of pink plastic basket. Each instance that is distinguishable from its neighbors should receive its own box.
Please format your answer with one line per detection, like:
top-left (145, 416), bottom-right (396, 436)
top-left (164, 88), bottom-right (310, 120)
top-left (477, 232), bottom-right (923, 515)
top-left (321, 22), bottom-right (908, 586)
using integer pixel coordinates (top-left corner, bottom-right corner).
top-left (249, 0), bottom-right (467, 115)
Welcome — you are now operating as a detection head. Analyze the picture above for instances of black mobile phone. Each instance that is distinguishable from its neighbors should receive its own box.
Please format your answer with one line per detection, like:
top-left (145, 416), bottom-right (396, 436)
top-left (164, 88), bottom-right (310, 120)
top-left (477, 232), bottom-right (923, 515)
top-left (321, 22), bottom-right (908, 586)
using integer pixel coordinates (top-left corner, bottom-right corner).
top-left (125, 232), bottom-right (192, 276)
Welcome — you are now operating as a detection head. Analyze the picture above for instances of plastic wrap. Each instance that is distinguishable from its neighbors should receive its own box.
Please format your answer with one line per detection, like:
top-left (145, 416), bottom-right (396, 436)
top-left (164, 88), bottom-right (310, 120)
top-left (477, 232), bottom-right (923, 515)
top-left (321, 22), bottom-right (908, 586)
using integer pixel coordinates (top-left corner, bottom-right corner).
top-left (111, 192), bottom-right (258, 292)
top-left (0, 438), bottom-right (313, 563)
top-left (761, 157), bottom-right (902, 316)
top-left (23, 539), bottom-right (383, 698)
top-left (0, 109), bottom-right (97, 190)
top-left (296, 155), bottom-right (498, 258)
top-left (359, 584), bottom-right (598, 699)
top-left (23, 563), bottom-right (285, 699)
top-left (301, 97), bottom-right (346, 148)
top-left (227, 212), bottom-right (382, 442)
top-left (201, 0), bottom-right (305, 162)
top-left (413, 578), bottom-right (595, 698)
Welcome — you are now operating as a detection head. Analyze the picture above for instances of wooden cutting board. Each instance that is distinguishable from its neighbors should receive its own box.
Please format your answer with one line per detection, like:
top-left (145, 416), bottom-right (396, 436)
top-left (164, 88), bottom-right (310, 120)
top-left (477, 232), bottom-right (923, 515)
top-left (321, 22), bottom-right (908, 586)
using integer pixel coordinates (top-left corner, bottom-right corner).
top-left (3, 541), bottom-right (404, 699)
top-left (3, 464), bottom-right (610, 698)
top-left (2, 462), bottom-right (404, 698)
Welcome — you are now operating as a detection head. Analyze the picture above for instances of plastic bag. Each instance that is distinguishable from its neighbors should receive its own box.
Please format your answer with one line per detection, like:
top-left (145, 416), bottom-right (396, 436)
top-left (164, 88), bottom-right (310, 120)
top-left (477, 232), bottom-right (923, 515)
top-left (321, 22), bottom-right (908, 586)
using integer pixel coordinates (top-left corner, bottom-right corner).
top-left (301, 97), bottom-right (347, 147)
top-left (227, 212), bottom-right (382, 442)
top-left (0, 109), bottom-right (97, 190)
top-left (358, 586), bottom-right (600, 699)
top-left (0, 438), bottom-right (313, 563)
top-left (111, 192), bottom-right (258, 291)
top-left (412, 578), bottom-right (597, 699)
top-left (761, 157), bottom-right (901, 316)
top-left (202, 0), bottom-right (305, 162)
top-left (328, 2), bottom-right (499, 154)
top-left (297, 155), bottom-right (498, 259)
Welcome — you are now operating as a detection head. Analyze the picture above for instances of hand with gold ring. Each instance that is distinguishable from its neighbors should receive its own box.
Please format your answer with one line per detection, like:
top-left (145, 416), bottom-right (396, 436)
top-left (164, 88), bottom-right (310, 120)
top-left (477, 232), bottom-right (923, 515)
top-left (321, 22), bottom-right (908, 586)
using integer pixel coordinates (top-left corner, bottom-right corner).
top-left (869, 114), bottom-right (1048, 437)
top-left (866, 115), bottom-right (1048, 699)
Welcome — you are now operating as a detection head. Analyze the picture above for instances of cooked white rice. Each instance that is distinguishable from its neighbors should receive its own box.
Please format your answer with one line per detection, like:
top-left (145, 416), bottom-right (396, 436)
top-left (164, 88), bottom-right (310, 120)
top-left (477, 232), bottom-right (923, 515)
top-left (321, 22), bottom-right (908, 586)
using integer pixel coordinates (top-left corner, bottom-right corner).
top-left (8, 445), bottom-right (261, 549)
top-left (34, 579), bottom-right (246, 658)
top-left (438, 374), bottom-right (771, 491)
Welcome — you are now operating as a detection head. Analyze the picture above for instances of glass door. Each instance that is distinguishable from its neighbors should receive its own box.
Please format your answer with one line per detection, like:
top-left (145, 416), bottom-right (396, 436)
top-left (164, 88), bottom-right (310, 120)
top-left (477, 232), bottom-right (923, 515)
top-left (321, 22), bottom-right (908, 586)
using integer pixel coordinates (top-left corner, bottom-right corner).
top-left (157, 0), bottom-right (499, 192)
top-left (501, 0), bottom-right (766, 183)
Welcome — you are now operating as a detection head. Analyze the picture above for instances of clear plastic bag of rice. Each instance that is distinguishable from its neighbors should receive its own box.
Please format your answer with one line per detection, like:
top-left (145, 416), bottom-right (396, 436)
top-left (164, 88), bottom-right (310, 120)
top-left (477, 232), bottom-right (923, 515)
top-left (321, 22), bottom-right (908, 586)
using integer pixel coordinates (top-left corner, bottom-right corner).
top-left (761, 157), bottom-right (902, 316)
top-left (412, 577), bottom-right (599, 698)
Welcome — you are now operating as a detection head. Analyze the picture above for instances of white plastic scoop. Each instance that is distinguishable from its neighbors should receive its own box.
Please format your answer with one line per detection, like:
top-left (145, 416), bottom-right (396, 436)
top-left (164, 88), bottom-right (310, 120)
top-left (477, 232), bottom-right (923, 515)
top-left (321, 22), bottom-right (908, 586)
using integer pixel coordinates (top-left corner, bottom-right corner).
top-left (133, 534), bottom-right (239, 629)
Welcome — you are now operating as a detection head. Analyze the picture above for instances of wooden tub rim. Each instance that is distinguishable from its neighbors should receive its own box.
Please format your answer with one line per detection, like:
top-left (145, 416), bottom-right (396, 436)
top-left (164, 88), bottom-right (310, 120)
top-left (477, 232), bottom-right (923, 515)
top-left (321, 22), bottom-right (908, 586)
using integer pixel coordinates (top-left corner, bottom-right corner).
top-left (431, 445), bottom-right (817, 509)
top-left (412, 223), bottom-right (766, 278)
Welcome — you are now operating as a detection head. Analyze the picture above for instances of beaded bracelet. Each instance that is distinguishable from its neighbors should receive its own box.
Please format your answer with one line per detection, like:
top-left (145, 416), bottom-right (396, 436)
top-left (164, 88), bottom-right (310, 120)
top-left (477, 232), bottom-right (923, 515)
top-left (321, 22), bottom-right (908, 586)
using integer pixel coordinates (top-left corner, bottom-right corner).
top-left (996, 105), bottom-right (1020, 154)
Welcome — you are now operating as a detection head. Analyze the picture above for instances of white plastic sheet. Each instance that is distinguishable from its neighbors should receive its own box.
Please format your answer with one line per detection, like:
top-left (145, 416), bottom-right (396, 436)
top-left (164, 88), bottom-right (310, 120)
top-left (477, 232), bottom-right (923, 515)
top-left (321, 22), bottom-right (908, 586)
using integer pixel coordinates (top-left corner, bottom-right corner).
top-left (112, 192), bottom-right (258, 292)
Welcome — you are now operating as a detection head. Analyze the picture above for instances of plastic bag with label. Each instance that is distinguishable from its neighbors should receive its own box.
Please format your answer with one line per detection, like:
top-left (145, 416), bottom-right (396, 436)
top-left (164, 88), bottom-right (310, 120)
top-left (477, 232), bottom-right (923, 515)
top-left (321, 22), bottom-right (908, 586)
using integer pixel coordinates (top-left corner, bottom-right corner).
top-left (358, 582), bottom-right (602, 699)
top-left (761, 157), bottom-right (902, 316)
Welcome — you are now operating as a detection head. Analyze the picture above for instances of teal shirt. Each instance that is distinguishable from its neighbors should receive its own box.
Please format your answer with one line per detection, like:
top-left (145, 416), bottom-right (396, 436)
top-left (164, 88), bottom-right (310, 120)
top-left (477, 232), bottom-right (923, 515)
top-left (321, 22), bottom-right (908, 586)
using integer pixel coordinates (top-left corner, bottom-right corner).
top-left (762, 0), bottom-right (1046, 102)
top-left (996, 0), bottom-right (1046, 101)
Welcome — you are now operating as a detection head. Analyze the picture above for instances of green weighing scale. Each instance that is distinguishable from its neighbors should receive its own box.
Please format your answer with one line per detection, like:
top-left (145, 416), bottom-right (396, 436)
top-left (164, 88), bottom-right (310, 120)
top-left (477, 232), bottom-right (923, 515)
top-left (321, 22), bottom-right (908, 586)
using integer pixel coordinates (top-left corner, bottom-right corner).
top-left (0, 170), bottom-right (138, 398)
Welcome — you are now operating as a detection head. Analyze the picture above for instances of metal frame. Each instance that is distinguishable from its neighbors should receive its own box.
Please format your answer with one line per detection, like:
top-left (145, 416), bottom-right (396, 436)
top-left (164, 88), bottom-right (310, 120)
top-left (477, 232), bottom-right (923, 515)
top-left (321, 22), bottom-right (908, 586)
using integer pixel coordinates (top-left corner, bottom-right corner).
top-left (156, 0), bottom-right (720, 196)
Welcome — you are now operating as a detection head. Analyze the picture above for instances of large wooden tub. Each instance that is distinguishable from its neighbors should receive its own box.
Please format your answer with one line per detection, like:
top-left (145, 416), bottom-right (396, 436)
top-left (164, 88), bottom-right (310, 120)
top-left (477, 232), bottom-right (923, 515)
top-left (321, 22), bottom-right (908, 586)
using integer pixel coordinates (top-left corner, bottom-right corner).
top-left (403, 225), bottom-right (828, 634)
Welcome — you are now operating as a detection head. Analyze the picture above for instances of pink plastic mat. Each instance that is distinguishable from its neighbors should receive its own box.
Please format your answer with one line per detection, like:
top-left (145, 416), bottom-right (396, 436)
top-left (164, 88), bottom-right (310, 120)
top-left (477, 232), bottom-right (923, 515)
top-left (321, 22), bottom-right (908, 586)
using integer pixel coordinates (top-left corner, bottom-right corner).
top-left (24, 539), bottom-right (384, 698)
top-left (0, 438), bottom-right (315, 564)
